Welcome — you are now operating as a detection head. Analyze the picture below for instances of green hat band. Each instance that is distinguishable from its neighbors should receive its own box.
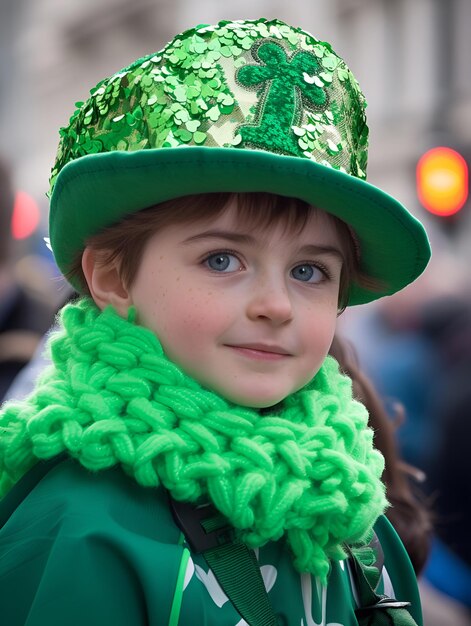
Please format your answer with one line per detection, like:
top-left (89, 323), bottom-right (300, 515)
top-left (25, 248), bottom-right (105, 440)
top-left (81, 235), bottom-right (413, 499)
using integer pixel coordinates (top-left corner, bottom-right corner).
top-left (49, 18), bottom-right (368, 194)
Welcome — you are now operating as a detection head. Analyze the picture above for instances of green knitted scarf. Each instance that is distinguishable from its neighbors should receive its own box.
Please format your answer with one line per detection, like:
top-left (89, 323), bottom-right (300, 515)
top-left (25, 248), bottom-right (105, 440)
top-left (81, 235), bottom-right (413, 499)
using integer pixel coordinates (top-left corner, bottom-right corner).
top-left (0, 298), bottom-right (386, 582)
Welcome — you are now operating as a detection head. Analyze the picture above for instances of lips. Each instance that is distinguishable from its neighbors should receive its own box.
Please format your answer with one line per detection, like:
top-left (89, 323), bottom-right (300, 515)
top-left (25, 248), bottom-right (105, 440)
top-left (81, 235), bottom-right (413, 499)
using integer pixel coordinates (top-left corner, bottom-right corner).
top-left (225, 343), bottom-right (292, 356)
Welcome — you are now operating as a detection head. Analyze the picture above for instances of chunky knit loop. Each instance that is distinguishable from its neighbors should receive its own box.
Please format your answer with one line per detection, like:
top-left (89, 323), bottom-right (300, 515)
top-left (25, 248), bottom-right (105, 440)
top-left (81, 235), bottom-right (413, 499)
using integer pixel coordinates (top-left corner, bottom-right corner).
top-left (0, 297), bottom-right (386, 583)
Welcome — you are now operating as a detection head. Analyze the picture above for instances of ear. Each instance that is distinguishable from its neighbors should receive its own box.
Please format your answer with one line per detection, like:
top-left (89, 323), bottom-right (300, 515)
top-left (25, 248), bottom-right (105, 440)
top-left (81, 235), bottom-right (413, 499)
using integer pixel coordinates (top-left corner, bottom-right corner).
top-left (82, 247), bottom-right (132, 317)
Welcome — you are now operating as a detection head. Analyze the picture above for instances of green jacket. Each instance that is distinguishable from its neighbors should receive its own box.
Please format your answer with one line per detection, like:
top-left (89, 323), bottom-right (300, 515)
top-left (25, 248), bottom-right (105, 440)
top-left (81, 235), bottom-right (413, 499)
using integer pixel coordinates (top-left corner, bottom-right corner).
top-left (0, 458), bottom-right (422, 625)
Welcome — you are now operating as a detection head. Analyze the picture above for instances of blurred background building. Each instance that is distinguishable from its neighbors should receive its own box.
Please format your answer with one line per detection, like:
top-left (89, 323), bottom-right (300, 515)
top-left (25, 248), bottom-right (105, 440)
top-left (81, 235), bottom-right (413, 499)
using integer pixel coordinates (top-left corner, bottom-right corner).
top-left (1, 0), bottom-right (470, 622)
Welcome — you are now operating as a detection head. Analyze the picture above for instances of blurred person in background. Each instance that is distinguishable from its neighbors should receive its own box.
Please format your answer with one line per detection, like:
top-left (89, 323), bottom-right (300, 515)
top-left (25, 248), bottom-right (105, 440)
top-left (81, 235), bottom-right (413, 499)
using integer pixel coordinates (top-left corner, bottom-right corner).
top-left (0, 157), bottom-right (55, 401)
top-left (419, 296), bottom-right (471, 616)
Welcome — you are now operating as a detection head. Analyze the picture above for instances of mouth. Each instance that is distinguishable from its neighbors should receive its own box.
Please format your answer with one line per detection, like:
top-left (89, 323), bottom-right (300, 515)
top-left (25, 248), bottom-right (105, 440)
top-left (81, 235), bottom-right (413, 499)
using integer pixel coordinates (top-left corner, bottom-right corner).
top-left (225, 343), bottom-right (293, 360)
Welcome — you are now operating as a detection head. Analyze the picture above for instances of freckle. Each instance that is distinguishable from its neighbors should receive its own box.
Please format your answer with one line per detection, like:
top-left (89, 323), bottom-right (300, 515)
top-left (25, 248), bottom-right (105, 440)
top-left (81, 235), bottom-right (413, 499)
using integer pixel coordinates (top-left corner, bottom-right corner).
top-left (159, 256), bottom-right (164, 260)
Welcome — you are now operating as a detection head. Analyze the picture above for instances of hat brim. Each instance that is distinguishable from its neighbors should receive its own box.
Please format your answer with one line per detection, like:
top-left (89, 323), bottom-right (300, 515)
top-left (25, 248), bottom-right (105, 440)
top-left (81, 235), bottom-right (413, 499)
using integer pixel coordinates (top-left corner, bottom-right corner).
top-left (49, 147), bottom-right (430, 305)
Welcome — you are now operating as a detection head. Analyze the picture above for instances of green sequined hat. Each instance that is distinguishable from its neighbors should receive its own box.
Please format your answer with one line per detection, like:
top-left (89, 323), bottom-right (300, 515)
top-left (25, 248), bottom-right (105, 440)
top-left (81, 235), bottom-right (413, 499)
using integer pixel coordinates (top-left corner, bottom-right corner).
top-left (49, 17), bottom-right (430, 305)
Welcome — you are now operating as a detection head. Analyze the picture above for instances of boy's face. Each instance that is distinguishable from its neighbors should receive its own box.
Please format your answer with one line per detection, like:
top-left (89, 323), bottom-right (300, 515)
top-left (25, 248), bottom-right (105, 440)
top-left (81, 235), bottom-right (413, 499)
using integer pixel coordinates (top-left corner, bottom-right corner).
top-left (128, 199), bottom-right (344, 407)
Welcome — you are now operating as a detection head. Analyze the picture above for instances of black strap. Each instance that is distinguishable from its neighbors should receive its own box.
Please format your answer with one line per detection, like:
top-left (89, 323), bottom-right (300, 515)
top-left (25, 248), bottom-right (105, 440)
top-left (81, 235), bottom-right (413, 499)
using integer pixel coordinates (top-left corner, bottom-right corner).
top-left (169, 497), bottom-right (278, 626)
top-left (347, 546), bottom-right (419, 626)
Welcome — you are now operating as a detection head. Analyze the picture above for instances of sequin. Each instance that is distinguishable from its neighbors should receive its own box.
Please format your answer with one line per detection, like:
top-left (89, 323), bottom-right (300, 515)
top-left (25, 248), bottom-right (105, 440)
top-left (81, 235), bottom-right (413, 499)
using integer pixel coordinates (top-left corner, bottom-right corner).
top-left (327, 139), bottom-right (340, 153)
top-left (186, 120), bottom-right (201, 132)
top-left (292, 126), bottom-right (306, 137)
top-left (193, 131), bottom-right (207, 144)
top-left (207, 106), bottom-right (221, 122)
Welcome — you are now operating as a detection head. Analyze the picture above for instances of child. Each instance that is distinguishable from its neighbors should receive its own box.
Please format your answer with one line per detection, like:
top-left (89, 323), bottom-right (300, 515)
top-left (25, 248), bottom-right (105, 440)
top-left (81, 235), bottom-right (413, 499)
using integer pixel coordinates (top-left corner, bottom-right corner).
top-left (0, 18), bottom-right (430, 626)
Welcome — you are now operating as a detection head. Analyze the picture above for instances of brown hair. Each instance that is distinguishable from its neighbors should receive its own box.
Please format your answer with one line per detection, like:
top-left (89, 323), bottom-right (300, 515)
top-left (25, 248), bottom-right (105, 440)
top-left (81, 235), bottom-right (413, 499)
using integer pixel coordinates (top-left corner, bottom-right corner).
top-left (329, 334), bottom-right (432, 574)
top-left (68, 192), bottom-right (371, 309)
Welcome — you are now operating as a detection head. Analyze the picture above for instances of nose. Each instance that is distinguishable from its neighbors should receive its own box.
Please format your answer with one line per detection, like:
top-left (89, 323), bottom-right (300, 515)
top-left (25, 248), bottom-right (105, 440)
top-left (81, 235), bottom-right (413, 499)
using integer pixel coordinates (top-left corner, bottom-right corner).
top-left (246, 275), bottom-right (293, 325)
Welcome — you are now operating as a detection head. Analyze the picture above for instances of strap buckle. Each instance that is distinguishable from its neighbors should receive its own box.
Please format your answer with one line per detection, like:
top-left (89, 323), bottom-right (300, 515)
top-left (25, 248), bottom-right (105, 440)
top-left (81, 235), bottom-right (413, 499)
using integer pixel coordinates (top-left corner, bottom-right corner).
top-left (169, 496), bottom-right (234, 553)
top-left (357, 597), bottom-right (412, 612)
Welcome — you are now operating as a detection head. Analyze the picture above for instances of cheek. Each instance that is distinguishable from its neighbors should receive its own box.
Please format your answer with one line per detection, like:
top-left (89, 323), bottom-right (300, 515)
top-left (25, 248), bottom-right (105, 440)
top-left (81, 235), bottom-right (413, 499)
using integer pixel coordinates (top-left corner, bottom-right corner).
top-left (146, 284), bottom-right (234, 347)
top-left (300, 305), bottom-right (338, 360)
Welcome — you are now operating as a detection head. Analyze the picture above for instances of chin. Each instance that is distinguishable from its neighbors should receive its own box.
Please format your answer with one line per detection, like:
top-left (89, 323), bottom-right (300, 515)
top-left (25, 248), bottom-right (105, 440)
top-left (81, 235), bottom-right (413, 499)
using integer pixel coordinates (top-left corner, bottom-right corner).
top-left (225, 389), bottom-right (288, 409)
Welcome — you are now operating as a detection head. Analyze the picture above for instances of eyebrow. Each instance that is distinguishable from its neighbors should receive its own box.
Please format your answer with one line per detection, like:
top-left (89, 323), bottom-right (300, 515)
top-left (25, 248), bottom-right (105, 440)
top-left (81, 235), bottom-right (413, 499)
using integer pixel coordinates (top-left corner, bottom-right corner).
top-left (298, 244), bottom-right (345, 263)
top-left (182, 230), bottom-right (255, 246)
top-left (181, 229), bottom-right (345, 262)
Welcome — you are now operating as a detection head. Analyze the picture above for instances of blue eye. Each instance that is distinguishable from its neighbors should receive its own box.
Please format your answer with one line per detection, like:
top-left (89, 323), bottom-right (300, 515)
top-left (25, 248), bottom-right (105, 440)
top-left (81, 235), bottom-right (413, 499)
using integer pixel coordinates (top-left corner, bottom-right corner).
top-left (291, 264), bottom-right (324, 283)
top-left (205, 253), bottom-right (241, 272)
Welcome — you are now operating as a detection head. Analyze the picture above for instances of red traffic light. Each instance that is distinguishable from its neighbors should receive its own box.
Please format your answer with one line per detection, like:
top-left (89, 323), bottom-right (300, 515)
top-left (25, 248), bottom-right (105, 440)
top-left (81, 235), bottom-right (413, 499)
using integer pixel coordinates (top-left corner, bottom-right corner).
top-left (416, 147), bottom-right (468, 216)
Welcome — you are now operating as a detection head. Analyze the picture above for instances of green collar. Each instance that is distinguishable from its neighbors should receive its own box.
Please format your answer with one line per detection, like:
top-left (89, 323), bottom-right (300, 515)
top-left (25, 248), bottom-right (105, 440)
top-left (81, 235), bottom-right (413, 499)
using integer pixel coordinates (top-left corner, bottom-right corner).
top-left (0, 297), bottom-right (386, 582)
